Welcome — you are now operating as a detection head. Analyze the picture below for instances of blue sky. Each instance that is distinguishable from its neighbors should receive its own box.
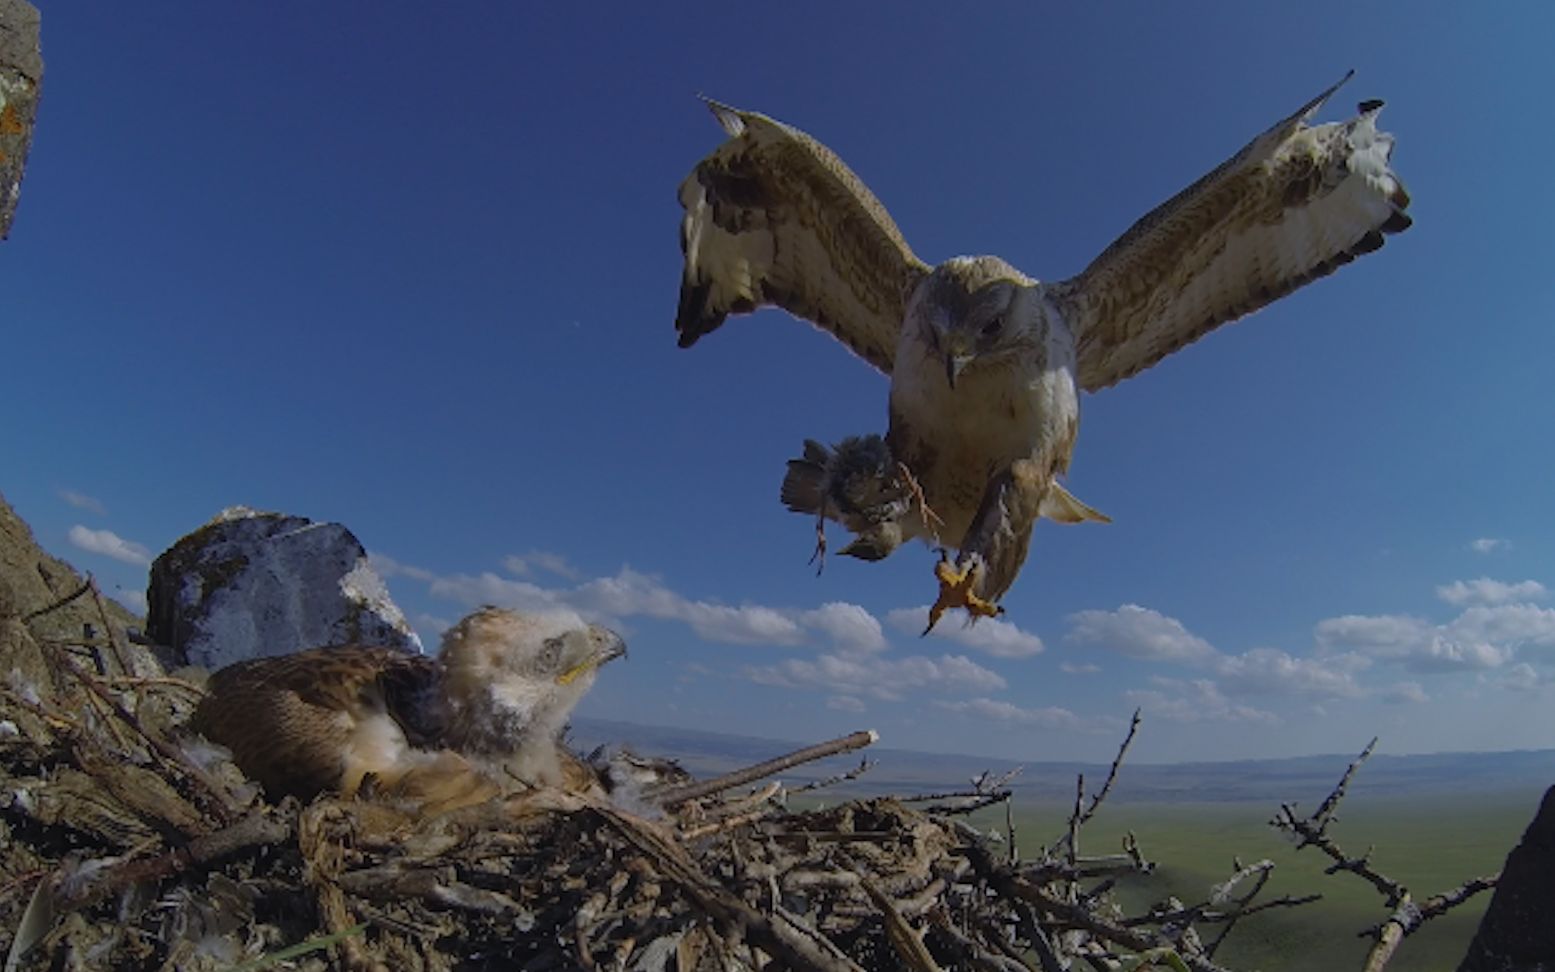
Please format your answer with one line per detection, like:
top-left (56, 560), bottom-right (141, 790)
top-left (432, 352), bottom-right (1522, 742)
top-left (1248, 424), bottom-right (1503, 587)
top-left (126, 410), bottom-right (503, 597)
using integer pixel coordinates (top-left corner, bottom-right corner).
top-left (4, 3), bottom-right (1553, 763)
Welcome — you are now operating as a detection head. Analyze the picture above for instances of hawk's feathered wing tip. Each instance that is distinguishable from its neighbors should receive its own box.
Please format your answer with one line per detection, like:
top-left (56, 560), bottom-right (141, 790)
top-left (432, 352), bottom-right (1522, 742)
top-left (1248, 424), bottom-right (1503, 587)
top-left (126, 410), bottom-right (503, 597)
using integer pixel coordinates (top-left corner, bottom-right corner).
top-left (1301, 69), bottom-right (1356, 121)
top-left (1357, 98), bottom-right (1412, 224)
top-left (1341, 94), bottom-right (1413, 237)
top-left (697, 94), bottom-right (746, 137)
top-left (1250, 70), bottom-right (1356, 156)
top-left (1063, 72), bottom-right (1413, 393)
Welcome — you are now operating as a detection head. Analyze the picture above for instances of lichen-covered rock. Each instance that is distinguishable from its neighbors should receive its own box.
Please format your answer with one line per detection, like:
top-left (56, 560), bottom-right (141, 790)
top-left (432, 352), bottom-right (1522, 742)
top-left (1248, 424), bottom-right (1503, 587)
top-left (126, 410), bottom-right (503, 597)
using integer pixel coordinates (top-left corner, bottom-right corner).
top-left (0, 0), bottom-right (44, 240)
top-left (146, 507), bottom-right (421, 669)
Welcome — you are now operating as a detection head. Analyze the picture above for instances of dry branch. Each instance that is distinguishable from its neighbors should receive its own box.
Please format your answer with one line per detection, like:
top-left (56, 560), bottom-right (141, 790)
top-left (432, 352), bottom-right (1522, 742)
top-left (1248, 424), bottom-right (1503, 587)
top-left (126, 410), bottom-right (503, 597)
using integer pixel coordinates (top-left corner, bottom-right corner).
top-left (18, 576), bottom-right (91, 624)
top-left (1270, 738), bottom-right (1505, 972)
top-left (649, 728), bottom-right (878, 806)
top-left (792, 756), bottom-right (876, 794)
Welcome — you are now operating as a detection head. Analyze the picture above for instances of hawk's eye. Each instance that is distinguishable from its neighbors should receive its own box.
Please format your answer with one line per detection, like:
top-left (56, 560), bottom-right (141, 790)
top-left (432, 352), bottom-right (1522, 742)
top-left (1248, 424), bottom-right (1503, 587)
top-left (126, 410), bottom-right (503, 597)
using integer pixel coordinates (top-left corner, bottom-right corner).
top-left (539, 638), bottom-right (563, 671)
top-left (982, 316), bottom-right (1004, 339)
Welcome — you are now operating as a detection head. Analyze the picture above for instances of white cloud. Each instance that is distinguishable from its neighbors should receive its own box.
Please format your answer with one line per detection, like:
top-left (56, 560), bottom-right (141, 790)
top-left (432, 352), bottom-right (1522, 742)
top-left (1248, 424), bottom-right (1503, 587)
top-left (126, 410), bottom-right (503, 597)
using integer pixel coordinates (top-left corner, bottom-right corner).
top-left (1408, 637), bottom-right (1515, 672)
top-left (1124, 678), bottom-right (1278, 725)
top-left (1065, 604), bottom-right (1217, 664)
top-left (1316, 614), bottom-right (1433, 653)
top-left (933, 697), bottom-right (1089, 730)
top-left (424, 562), bottom-right (893, 652)
top-left (570, 567), bottom-right (685, 620)
top-left (1048, 605), bottom-right (1371, 700)
top-left (827, 695), bottom-right (867, 713)
top-left (1060, 662), bottom-right (1101, 675)
top-left (1214, 647), bottom-right (1366, 699)
top-left (745, 652), bottom-right (1006, 702)
top-left (111, 588), bottom-right (147, 615)
top-left (574, 568), bottom-right (805, 646)
top-left (369, 552), bottom-right (437, 583)
top-left (1448, 604), bottom-right (1555, 648)
top-left (686, 603), bottom-right (805, 646)
top-left (58, 489), bottom-right (106, 515)
top-left (1381, 681), bottom-right (1430, 704)
top-left (1436, 578), bottom-right (1547, 607)
top-left (803, 602), bottom-right (887, 654)
top-left (67, 525), bottom-right (151, 566)
top-left (428, 570), bottom-right (563, 613)
top-left (1468, 538), bottom-right (1510, 554)
top-left (503, 551), bottom-right (582, 581)
top-left (886, 607), bottom-right (1045, 658)
top-left (1498, 663), bottom-right (1551, 694)
top-left (1315, 606), bottom-right (1539, 673)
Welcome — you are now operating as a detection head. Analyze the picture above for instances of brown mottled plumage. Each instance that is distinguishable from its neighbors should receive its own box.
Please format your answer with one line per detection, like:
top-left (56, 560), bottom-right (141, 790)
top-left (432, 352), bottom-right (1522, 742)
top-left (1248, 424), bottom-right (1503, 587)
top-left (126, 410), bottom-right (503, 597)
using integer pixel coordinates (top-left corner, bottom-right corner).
top-left (676, 99), bottom-right (929, 372)
top-left (190, 645), bottom-right (437, 800)
top-left (677, 73), bottom-right (1410, 627)
top-left (188, 608), bottom-right (626, 811)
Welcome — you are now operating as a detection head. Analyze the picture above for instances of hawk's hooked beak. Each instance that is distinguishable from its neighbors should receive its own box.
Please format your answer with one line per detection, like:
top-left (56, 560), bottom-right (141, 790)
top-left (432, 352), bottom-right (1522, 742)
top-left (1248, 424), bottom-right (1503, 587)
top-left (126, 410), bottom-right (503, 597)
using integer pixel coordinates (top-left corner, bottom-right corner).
top-left (943, 335), bottom-right (973, 390)
top-left (557, 626), bottom-right (628, 685)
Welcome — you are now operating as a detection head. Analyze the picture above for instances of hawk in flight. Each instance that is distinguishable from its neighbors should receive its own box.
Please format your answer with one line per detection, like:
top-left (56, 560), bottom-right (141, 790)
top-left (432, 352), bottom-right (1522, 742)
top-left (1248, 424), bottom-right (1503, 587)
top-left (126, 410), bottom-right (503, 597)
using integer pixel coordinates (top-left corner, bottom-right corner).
top-left (189, 607), bottom-right (627, 811)
top-left (674, 72), bottom-right (1410, 630)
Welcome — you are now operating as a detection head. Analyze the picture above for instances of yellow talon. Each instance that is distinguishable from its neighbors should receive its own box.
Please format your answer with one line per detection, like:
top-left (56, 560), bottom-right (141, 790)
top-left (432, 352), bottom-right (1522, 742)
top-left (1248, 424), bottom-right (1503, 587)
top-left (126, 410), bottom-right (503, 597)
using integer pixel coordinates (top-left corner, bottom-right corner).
top-left (923, 554), bottom-right (1003, 634)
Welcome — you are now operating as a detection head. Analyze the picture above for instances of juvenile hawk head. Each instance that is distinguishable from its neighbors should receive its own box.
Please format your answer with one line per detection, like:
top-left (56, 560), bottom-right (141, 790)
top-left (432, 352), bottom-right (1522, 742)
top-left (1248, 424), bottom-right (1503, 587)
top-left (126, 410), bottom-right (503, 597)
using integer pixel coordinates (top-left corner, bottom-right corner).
top-left (440, 607), bottom-right (627, 758)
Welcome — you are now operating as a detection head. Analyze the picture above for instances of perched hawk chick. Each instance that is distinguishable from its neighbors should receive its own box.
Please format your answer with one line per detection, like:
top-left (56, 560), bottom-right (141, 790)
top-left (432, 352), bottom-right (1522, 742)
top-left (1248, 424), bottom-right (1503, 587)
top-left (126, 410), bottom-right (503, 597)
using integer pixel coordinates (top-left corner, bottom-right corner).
top-left (187, 607), bottom-right (626, 809)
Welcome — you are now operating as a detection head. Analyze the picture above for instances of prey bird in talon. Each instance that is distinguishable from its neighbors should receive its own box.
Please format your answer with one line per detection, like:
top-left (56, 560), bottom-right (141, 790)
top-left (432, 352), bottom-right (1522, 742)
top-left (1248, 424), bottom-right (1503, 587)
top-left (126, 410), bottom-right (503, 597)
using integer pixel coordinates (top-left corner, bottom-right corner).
top-left (188, 607), bottom-right (627, 813)
top-left (781, 434), bottom-right (935, 572)
top-left (674, 72), bottom-right (1411, 629)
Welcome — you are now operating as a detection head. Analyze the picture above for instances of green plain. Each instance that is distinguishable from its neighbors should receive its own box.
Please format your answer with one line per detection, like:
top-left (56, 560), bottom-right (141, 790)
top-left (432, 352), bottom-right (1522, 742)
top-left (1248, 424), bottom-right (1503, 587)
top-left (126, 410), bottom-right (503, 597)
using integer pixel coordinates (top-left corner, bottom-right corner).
top-left (967, 791), bottom-right (1539, 972)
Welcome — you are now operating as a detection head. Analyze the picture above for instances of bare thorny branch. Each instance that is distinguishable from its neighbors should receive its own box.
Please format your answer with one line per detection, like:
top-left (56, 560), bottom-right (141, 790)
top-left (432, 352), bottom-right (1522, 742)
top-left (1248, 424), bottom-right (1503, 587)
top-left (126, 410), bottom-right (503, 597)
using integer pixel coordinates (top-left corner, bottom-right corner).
top-left (1269, 738), bottom-right (1501, 972)
top-left (1044, 707), bottom-right (1143, 864)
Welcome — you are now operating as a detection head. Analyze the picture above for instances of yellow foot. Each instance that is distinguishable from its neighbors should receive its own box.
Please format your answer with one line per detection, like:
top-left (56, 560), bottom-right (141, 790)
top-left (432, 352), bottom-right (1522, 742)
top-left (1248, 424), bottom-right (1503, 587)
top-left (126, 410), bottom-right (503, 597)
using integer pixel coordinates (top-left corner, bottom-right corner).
top-left (923, 553), bottom-right (1003, 634)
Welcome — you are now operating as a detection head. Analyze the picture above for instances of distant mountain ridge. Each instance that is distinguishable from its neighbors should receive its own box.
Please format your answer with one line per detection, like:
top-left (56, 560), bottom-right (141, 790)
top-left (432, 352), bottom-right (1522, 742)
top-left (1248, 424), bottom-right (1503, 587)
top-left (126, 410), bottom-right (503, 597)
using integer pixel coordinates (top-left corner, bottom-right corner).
top-left (571, 717), bottom-right (1555, 804)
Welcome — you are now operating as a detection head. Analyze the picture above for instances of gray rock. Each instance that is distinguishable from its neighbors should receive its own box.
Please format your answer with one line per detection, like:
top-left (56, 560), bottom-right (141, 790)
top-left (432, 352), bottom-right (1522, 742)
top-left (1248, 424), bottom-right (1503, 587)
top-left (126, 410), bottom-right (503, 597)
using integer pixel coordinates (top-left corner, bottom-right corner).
top-left (0, 0), bottom-right (43, 240)
top-left (147, 507), bottom-right (422, 670)
top-left (1458, 785), bottom-right (1555, 972)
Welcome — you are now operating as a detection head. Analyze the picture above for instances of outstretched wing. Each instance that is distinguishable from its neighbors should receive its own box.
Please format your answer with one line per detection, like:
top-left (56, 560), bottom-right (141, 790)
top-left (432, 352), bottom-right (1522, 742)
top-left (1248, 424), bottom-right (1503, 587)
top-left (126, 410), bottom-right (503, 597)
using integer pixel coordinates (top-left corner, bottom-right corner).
top-left (1050, 72), bottom-right (1412, 393)
top-left (676, 100), bottom-right (931, 373)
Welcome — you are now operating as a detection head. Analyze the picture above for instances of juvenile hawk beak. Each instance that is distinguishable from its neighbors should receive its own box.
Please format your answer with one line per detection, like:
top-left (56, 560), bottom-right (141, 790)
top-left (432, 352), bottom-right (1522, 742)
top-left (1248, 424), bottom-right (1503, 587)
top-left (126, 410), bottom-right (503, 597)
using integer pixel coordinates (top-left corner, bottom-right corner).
top-left (591, 627), bottom-right (628, 665)
top-left (557, 626), bottom-right (628, 685)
